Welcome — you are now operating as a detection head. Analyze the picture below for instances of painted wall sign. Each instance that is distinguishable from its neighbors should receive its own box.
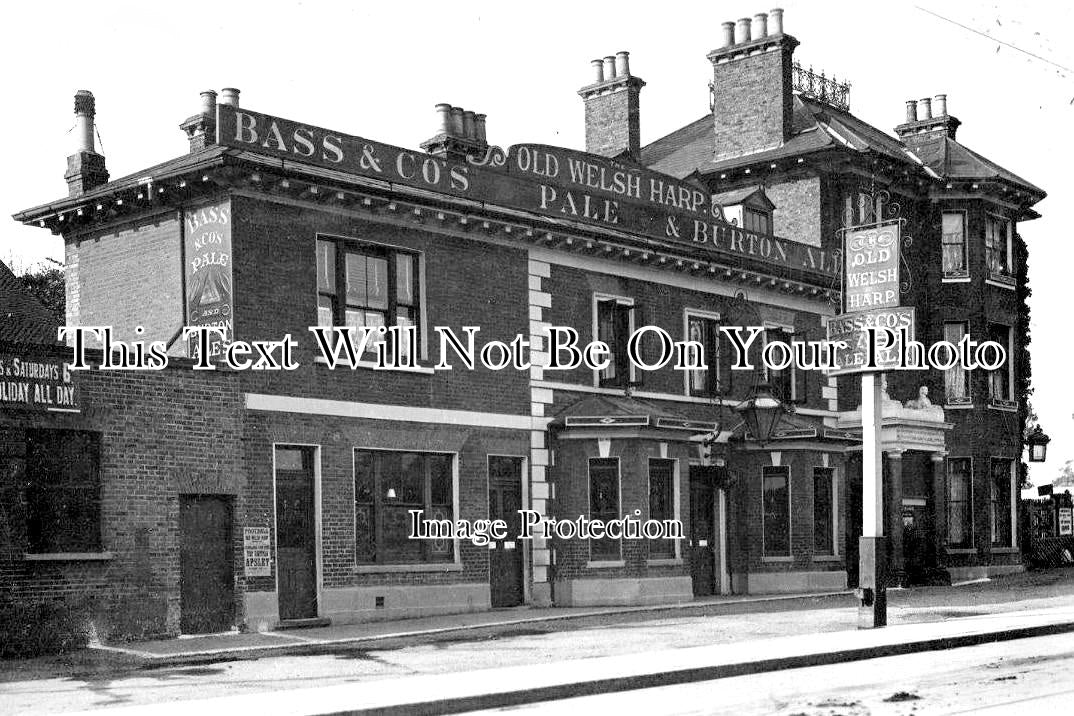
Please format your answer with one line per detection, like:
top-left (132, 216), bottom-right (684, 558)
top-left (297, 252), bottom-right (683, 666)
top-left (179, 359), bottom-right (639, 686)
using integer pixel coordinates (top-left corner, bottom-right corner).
top-left (0, 352), bottom-right (78, 411)
top-left (184, 201), bottom-right (233, 362)
top-left (243, 526), bottom-right (272, 577)
top-left (844, 222), bottom-right (900, 311)
top-left (826, 306), bottom-right (917, 376)
top-left (216, 105), bottom-right (841, 281)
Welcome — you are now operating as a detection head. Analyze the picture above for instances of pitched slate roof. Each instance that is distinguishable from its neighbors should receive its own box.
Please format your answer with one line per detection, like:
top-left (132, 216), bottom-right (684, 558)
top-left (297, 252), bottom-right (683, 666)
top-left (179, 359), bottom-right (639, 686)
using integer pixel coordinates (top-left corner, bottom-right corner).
top-left (0, 260), bottom-right (61, 345)
top-left (908, 132), bottom-right (1044, 195)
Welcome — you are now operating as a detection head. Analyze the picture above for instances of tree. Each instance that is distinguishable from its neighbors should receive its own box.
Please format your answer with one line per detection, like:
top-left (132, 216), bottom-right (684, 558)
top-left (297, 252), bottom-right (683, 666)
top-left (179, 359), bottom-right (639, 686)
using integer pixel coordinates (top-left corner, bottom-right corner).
top-left (16, 261), bottom-right (65, 320)
top-left (1055, 460), bottom-right (1074, 489)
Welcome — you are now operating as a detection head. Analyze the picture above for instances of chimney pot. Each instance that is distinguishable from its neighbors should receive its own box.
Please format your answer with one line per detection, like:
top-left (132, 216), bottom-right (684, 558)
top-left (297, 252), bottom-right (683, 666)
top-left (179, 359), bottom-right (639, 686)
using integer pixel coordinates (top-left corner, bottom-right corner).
top-left (221, 88), bottom-right (240, 107)
top-left (735, 18), bottom-right (752, 44)
top-left (450, 106), bottom-right (465, 136)
top-left (200, 90), bottom-right (218, 117)
top-left (934, 93), bottom-right (947, 117)
top-left (73, 90), bottom-right (95, 153)
top-left (752, 13), bottom-right (768, 39)
top-left (769, 8), bottom-right (784, 34)
top-left (615, 51), bottom-right (630, 77)
top-left (603, 55), bottom-right (616, 80)
top-left (905, 99), bottom-right (918, 123)
top-left (591, 58), bottom-right (605, 84)
top-left (475, 113), bottom-right (487, 143)
top-left (721, 21), bottom-right (735, 48)
top-left (462, 110), bottom-right (476, 140)
top-left (917, 97), bottom-right (932, 120)
top-left (434, 103), bottom-right (452, 135)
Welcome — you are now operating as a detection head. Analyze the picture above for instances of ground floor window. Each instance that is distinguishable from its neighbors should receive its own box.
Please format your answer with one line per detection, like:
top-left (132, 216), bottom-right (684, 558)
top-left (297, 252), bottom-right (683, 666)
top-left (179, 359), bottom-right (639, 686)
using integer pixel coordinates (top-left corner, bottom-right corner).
top-left (25, 429), bottom-right (102, 554)
top-left (354, 449), bottom-right (454, 564)
top-left (813, 467), bottom-right (835, 555)
top-left (947, 458), bottom-right (973, 548)
top-left (589, 457), bottom-right (621, 560)
top-left (990, 458), bottom-right (1015, 548)
top-left (762, 466), bottom-right (791, 557)
top-left (648, 459), bottom-right (676, 558)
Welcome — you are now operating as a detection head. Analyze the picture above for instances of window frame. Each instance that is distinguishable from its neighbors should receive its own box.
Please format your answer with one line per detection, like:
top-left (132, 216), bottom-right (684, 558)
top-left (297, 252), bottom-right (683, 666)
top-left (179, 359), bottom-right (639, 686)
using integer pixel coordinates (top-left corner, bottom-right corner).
top-left (946, 457), bottom-right (974, 549)
top-left (762, 323), bottom-right (802, 404)
top-left (352, 447), bottom-right (459, 566)
top-left (24, 429), bottom-right (103, 555)
top-left (812, 466), bottom-right (836, 556)
top-left (989, 457), bottom-right (1016, 549)
top-left (588, 457), bottom-right (622, 562)
top-left (647, 457), bottom-right (679, 560)
top-left (941, 210), bottom-right (968, 279)
top-left (942, 321), bottom-right (972, 406)
top-left (986, 323), bottom-right (1015, 407)
top-left (683, 309), bottom-right (722, 397)
top-left (316, 234), bottom-right (425, 361)
top-left (592, 293), bottom-right (635, 389)
top-left (743, 207), bottom-right (771, 235)
top-left (985, 213), bottom-right (1014, 282)
top-left (761, 465), bottom-right (792, 559)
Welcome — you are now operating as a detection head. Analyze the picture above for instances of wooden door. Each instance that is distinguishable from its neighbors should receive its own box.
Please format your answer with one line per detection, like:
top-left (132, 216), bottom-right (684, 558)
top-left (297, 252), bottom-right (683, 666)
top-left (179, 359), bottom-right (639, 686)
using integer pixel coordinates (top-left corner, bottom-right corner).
top-left (179, 495), bottom-right (234, 634)
top-left (488, 456), bottom-right (525, 608)
top-left (276, 446), bottom-right (317, 621)
top-left (689, 467), bottom-right (716, 597)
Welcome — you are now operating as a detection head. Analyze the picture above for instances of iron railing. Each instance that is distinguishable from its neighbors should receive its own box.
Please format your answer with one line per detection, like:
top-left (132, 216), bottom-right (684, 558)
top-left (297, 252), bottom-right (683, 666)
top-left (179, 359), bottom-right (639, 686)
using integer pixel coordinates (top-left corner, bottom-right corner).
top-left (792, 62), bottom-right (851, 111)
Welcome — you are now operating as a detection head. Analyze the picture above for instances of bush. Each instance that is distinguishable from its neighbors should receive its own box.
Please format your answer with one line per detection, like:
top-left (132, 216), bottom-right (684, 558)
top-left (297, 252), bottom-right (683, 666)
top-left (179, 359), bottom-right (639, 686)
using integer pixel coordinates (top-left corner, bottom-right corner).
top-left (0, 599), bottom-right (90, 658)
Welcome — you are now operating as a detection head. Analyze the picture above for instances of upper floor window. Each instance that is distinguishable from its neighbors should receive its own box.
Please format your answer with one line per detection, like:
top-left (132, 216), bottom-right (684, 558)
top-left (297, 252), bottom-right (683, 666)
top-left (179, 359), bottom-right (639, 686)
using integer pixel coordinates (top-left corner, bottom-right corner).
top-left (943, 322), bottom-right (971, 405)
top-left (595, 297), bottom-right (634, 388)
top-left (764, 327), bottom-right (803, 404)
top-left (985, 215), bottom-right (1013, 280)
top-left (941, 212), bottom-right (967, 278)
top-left (26, 429), bottom-right (102, 554)
top-left (743, 207), bottom-right (771, 235)
top-left (686, 314), bottom-right (720, 397)
top-left (987, 323), bottom-right (1015, 407)
top-left (316, 237), bottom-right (420, 357)
top-left (354, 449), bottom-right (454, 564)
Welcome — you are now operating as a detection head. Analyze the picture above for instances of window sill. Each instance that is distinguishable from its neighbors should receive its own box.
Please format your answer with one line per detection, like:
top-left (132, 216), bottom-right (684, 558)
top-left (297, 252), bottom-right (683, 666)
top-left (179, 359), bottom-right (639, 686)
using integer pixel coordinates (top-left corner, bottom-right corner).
top-left (313, 356), bottom-right (435, 375)
top-left (646, 558), bottom-right (683, 567)
top-left (944, 402), bottom-right (974, 410)
top-left (990, 546), bottom-right (1019, 554)
top-left (761, 556), bottom-right (793, 563)
top-left (355, 562), bottom-right (462, 573)
top-left (941, 275), bottom-right (971, 283)
top-left (987, 401), bottom-right (1018, 413)
top-left (945, 547), bottom-right (978, 555)
top-left (812, 555), bottom-right (841, 562)
top-left (24, 552), bottom-right (114, 562)
top-left (586, 560), bottom-right (625, 569)
top-left (986, 276), bottom-right (1017, 290)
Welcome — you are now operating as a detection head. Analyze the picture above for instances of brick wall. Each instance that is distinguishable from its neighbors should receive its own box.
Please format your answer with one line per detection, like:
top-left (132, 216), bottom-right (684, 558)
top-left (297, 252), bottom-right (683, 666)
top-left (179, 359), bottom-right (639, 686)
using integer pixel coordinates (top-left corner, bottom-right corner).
top-left (710, 42), bottom-right (794, 161)
top-left (583, 81), bottom-right (642, 158)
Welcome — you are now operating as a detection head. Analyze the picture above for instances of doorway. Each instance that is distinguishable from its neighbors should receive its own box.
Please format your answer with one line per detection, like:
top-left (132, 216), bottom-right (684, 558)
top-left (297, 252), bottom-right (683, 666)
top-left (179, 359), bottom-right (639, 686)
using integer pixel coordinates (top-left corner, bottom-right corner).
top-left (902, 497), bottom-right (935, 585)
top-left (275, 445), bottom-right (318, 621)
top-left (488, 456), bottom-right (525, 607)
top-left (689, 465), bottom-right (720, 597)
top-left (179, 495), bottom-right (234, 634)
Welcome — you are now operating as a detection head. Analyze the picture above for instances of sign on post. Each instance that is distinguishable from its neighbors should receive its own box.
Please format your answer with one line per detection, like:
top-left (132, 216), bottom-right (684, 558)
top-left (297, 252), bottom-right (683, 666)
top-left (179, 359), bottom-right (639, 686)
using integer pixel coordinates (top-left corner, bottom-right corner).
top-left (826, 306), bottom-right (916, 376)
top-left (844, 223), bottom-right (900, 311)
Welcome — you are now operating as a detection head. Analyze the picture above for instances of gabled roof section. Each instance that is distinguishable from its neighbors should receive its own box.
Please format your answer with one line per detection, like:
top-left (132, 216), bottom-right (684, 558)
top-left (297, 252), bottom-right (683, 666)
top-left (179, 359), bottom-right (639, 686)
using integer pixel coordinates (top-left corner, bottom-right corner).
top-left (713, 186), bottom-right (776, 211)
top-left (0, 260), bottom-right (61, 345)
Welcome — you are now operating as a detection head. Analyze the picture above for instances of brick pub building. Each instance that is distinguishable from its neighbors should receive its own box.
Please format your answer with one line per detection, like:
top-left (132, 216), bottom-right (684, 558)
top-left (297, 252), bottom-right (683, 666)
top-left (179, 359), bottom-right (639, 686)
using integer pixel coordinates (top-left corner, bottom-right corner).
top-left (7, 8), bottom-right (1042, 639)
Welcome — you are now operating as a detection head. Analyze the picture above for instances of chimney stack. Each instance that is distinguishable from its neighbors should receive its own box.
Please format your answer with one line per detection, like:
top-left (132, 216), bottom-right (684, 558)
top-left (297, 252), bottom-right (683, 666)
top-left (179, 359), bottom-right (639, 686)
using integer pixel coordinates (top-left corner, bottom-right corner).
top-left (220, 88), bottom-right (240, 107)
top-left (420, 103), bottom-right (490, 160)
top-left (64, 91), bottom-right (109, 196)
top-left (895, 92), bottom-right (960, 141)
top-left (578, 50), bottom-right (646, 158)
top-left (180, 89), bottom-right (219, 153)
top-left (708, 8), bottom-right (798, 162)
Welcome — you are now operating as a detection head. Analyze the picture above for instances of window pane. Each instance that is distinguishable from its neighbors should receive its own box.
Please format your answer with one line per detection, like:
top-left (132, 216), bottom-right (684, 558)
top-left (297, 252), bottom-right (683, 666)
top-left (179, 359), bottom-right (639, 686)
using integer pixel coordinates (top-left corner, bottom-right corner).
top-left (429, 455), bottom-right (452, 506)
top-left (367, 256), bottom-right (389, 310)
top-left (687, 317), bottom-right (709, 395)
top-left (988, 324), bottom-right (1011, 400)
top-left (275, 447), bottom-right (305, 471)
top-left (396, 254), bottom-right (414, 305)
top-left (762, 466), bottom-right (790, 556)
top-left (26, 430), bottom-right (101, 553)
top-left (947, 458), bottom-right (972, 547)
top-left (943, 322), bottom-right (968, 402)
top-left (813, 468), bottom-right (834, 554)
top-left (316, 240), bottom-right (336, 293)
top-left (317, 295), bottom-right (334, 327)
top-left (382, 505), bottom-right (422, 562)
top-left (991, 459), bottom-right (1013, 547)
top-left (345, 253), bottom-right (368, 305)
top-left (649, 460), bottom-right (675, 558)
top-left (589, 458), bottom-right (620, 560)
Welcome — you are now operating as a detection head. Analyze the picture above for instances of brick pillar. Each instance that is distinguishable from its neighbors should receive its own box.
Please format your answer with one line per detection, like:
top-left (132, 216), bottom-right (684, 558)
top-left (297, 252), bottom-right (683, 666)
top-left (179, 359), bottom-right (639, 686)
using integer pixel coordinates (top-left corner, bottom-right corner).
top-left (886, 450), bottom-right (905, 587)
top-left (931, 452), bottom-right (947, 569)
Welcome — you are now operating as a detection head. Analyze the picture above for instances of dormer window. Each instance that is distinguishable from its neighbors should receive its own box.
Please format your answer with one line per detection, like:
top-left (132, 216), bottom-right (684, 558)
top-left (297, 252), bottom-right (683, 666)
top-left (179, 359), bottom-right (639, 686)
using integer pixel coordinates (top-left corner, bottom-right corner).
top-left (715, 186), bottom-right (776, 236)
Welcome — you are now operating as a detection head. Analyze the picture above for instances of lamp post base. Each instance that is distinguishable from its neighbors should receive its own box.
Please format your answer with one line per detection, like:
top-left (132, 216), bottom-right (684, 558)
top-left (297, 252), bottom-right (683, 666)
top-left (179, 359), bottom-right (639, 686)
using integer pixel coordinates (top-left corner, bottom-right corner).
top-left (857, 536), bottom-right (888, 629)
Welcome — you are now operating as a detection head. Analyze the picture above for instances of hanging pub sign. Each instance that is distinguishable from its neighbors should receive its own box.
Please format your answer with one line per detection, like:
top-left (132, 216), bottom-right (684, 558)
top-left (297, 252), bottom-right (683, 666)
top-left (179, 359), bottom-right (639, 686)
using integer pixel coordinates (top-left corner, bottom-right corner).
top-left (215, 105), bottom-right (841, 282)
top-left (844, 222), bottom-right (900, 312)
top-left (826, 306), bottom-right (917, 375)
top-left (184, 201), bottom-right (233, 362)
top-left (0, 350), bottom-right (79, 411)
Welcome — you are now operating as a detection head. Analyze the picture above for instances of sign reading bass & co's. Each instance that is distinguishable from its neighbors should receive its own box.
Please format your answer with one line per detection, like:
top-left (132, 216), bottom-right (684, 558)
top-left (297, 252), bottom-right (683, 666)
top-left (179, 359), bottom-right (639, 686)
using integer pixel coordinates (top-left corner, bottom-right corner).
top-left (216, 105), bottom-right (841, 280)
top-left (0, 352), bottom-right (78, 411)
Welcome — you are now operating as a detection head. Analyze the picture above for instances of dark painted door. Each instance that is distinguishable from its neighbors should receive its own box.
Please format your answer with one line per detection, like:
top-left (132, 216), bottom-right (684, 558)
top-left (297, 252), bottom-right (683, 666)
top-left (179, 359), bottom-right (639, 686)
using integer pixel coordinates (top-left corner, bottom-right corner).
top-left (689, 467), bottom-right (716, 597)
top-left (845, 455), bottom-right (863, 588)
top-left (276, 446), bottom-right (317, 620)
top-left (179, 495), bottom-right (234, 634)
top-left (488, 456), bottom-right (525, 608)
top-left (902, 501), bottom-right (935, 585)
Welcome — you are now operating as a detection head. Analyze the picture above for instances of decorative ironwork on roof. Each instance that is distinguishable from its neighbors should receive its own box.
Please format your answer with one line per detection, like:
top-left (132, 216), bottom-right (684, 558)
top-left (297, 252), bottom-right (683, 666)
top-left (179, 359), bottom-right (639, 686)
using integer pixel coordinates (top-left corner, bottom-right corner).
top-left (792, 62), bottom-right (850, 112)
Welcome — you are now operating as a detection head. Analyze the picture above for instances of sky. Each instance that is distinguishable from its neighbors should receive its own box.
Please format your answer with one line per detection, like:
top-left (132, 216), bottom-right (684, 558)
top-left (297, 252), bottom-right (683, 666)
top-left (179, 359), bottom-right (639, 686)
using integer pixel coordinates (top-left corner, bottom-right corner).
top-left (1, 0), bottom-right (1071, 484)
